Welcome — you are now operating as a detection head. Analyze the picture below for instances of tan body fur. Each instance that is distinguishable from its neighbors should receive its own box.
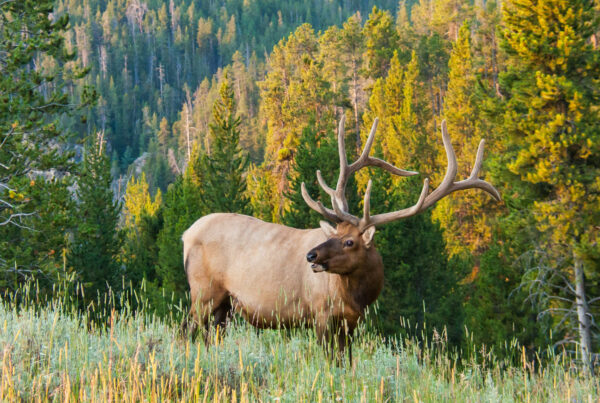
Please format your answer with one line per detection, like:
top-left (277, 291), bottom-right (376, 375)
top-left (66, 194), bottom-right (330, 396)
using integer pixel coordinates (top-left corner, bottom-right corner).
top-left (182, 213), bottom-right (383, 353)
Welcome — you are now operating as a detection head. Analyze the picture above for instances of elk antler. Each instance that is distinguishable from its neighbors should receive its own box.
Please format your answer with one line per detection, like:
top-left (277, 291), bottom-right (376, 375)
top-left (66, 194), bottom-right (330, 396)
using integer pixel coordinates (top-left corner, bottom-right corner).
top-left (302, 117), bottom-right (501, 231)
top-left (301, 115), bottom-right (418, 226)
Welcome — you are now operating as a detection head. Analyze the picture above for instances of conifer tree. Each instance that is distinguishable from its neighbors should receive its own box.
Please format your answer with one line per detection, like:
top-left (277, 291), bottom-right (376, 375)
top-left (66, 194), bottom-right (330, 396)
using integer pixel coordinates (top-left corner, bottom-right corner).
top-left (432, 22), bottom-right (499, 257)
top-left (0, 0), bottom-right (91, 287)
top-left (361, 148), bottom-right (466, 343)
top-left (283, 121), bottom-right (343, 229)
top-left (201, 74), bottom-right (250, 214)
top-left (69, 135), bottom-right (122, 301)
top-left (123, 173), bottom-right (162, 229)
top-left (122, 173), bottom-right (163, 287)
top-left (339, 13), bottom-right (366, 147)
top-left (155, 170), bottom-right (203, 307)
top-left (363, 7), bottom-right (400, 79)
top-left (498, 0), bottom-right (600, 370)
top-left (259, 23), bottom-right (336, 221)
top-left (247, 164), bottom-right (281, 223)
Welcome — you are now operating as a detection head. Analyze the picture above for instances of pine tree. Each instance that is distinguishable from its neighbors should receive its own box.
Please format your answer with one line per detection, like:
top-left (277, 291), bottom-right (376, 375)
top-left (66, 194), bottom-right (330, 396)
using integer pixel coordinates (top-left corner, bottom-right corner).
top-left (432, 22), bottom-right (500, 257)
top-left (283, 121), bottom-right (342, 229)
top-left (0, 0), bottom-right (91, 288)
top-left (155, 171), bottom-right (203, 308)
top-left (201, 74), bottom-right (250, 214)
top-left (259, 24), bottom-right (336, 220)
top-left (68, 135), bottom-right (122, 301)
top-left (361, 148), bottom-right (466, 343)
top-left (123, 172), bottom-right (162, 229)
top-left (363, 7), bottom-right (400, 79)
top-left (361, 46), bottom-right (464, 342)
top-left (0, 177), bottom-right (75, 292)
top-left (122, 173), bottom-right (163, 287)
top-left (498, 0), bottom-right (600, 370)
top-left (339, 13), bottom-right (366, 148)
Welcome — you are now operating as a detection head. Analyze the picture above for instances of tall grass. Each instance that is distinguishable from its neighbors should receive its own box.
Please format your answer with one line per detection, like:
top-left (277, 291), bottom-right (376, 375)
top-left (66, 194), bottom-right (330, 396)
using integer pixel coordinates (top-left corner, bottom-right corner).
top-left (0, 283), bottom-right (597, 402)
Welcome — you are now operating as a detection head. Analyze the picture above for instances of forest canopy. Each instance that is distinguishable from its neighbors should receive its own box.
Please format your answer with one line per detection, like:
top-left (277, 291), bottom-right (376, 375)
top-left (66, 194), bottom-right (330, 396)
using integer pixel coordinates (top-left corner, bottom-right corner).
top-left (1, 0), bottom-right (599, 370)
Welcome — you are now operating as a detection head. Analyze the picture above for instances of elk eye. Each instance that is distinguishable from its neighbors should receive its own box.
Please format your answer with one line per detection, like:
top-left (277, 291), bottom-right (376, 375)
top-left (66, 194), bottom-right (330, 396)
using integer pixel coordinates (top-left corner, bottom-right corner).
top-left (344, 239), bottom-right (354, 247)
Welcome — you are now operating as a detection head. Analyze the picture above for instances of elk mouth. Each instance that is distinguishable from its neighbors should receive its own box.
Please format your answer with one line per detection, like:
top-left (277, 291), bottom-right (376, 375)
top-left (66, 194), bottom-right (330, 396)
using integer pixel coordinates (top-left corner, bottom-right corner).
top-left (311, 262), bottom-right (329, 273)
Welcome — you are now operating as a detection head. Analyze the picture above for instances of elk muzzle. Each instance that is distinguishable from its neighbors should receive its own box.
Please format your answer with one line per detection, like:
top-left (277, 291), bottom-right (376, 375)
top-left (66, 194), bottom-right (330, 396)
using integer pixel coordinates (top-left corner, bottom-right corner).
top-left (307, 248), bottom-right (327, 272)
top-left (307, 239), bottom-right (340, 273)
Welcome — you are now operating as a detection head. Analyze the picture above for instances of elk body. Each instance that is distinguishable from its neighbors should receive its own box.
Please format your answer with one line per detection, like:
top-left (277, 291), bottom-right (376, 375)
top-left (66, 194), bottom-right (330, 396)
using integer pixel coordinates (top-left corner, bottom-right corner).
top-left (183, 117), bottom-right (500, 362)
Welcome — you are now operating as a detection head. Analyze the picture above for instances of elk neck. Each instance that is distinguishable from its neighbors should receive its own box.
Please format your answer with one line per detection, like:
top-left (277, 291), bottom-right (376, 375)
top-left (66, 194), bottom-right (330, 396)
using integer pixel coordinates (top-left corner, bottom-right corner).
top-left (330, 250), bottom-right (384, 315)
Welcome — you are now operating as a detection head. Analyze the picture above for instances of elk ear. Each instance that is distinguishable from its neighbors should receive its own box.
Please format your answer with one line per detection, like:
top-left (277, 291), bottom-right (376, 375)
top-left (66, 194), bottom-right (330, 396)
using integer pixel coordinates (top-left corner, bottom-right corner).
top-left (319, 221), bottom-right (337, 238)
top-left (361, 226), bottom-right (376, 248)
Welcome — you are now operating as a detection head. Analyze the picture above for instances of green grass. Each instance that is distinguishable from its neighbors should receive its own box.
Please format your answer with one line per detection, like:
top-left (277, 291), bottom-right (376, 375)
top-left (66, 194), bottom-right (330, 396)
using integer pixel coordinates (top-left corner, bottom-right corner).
top-left (0, 285), bottom-right (597, 402)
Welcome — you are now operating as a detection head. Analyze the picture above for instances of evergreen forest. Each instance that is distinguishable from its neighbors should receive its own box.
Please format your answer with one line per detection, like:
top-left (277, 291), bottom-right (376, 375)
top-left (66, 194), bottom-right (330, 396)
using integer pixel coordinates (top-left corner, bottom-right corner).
top-left (2, 0), bottom-right (600, 381)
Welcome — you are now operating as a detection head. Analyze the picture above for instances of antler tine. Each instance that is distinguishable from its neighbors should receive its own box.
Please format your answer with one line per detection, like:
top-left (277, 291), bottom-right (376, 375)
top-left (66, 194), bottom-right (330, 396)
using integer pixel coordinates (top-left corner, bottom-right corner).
top-left (362, 179), bottom-right (373, 225)
top-left (337, 115), bottom-right (349, 170)
top-left (316, 170), bottom-right (336, 197)
top-left (355, 117), bottom-right (379, 165)
top-left (318, 115), bottom-right (352, 212)
top-left (454, 139), bottom-right (502, 201)
top-left (348, 118), bottom-right (419, 177)
top-left (334, 115), bottom-right (351, 212)
top-left (424, 120), bottom-right (458, 204)
top-left (470, 139), bottom-right (485, 180)
top-left (332, 196), bottom-right (359, 226)
top-left (301, 182), bottom-right (342, 223)
top-left (361, 120), bottom-right (500, 228)
top-left (362, 179), bottom-right (430, 230)
top-left (421, 122), bottom-right (500, 209)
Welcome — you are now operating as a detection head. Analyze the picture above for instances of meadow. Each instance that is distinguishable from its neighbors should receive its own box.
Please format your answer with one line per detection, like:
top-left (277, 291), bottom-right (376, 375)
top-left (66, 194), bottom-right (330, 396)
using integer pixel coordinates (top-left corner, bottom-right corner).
top-left (0, 284), bottom-right (597, 402)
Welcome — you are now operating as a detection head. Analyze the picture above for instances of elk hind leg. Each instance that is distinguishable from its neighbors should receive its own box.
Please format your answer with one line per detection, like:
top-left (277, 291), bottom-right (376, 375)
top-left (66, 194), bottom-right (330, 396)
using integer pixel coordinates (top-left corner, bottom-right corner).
top-left (209, 295), bottom-right (233, 340)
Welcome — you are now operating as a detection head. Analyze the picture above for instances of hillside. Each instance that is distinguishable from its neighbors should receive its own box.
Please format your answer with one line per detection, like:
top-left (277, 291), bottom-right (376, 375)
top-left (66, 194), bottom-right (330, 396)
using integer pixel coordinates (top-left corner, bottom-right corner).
top-left (1, 0), bottom-right (599, 377)
top-left (0, 290), bottom-right (597, 402)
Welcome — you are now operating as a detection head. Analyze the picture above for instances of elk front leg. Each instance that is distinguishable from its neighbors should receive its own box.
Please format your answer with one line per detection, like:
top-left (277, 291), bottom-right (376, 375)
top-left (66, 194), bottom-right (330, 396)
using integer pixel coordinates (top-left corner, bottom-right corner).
top-left (315, 315), bottom-right (355, 366)
top-left (333, 318), bottom-right (355, 366)
top-left (336, 326), bottom-right (354, 366)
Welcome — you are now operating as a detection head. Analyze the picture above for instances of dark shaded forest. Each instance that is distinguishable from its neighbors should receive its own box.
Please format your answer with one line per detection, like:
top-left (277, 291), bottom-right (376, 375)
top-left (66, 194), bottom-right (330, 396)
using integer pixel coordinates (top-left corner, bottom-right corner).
top-left (1, 0), bottom-right (599, 369)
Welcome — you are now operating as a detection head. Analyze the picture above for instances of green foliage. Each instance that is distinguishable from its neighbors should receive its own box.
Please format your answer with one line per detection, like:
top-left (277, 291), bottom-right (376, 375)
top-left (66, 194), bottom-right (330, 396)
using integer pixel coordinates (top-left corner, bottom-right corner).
top-left (201, 74), bottom-right (250, 214)
top-left (68, 138), bottom-right (122, 302)
top-left (155, 173), bottom-right (203, 307)
top-left (0, 0), bottom-right (90, 291)
top-left (122, 173), bottom-right (163, 288)
top-left (0, 177), bottom-right (75, 292)
top-left (363, 7), bottom-right (400, 79)
top-left (494, 0), bottom-right (600, 353)
top-left (500, 0), bottom-right (600, 249)
top-left (366, 162), bottom-right (466, 344)
top-left (125, 211), bottom-right (163, 290)
top-left (283, 122), bottom-right (341, 229)
top-left (463, 243), bottom-right (551, 354)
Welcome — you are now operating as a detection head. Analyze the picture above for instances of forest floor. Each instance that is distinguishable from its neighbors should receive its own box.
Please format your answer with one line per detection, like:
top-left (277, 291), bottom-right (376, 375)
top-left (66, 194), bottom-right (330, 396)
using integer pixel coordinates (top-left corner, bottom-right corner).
top-left (0, 288), bottom-right (597, 402)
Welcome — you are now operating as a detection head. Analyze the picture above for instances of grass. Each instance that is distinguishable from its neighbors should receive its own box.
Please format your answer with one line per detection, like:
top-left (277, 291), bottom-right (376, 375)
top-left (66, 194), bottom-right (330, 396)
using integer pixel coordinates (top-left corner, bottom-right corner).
top-left (0, 284), bottom-right (598, 402)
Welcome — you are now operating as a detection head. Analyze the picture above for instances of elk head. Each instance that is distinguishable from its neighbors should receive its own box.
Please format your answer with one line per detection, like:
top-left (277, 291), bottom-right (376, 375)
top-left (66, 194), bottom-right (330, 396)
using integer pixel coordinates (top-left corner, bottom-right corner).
top-left (306, 221), bottom-right (377, 274)
top-left (301, 116), bottom-right (501, 275)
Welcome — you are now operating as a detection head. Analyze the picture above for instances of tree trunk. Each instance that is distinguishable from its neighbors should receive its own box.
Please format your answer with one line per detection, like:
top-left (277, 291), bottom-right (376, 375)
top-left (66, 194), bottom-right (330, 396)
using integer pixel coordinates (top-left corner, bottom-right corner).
top-left (574, 252), bottom-right (593, 374)
top-left (352, 60), bottom-right (360, 150)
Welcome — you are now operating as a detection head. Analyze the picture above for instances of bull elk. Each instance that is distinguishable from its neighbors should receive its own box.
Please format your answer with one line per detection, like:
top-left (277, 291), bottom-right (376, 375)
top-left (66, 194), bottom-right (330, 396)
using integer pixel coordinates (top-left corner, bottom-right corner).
top-left (182, 116), bottom-right (500, 362)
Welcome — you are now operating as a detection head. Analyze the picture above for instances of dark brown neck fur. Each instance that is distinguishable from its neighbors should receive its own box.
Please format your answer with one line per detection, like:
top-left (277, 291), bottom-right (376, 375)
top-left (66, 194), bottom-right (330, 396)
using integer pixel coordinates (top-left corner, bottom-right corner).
top-left (333, 249), bottom-right (384, 315)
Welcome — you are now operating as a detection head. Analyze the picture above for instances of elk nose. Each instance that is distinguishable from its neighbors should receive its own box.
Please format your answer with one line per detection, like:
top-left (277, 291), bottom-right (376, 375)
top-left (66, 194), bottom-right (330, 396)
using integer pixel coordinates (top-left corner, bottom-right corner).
top-left (306, 251), bottom-right (317, 262)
